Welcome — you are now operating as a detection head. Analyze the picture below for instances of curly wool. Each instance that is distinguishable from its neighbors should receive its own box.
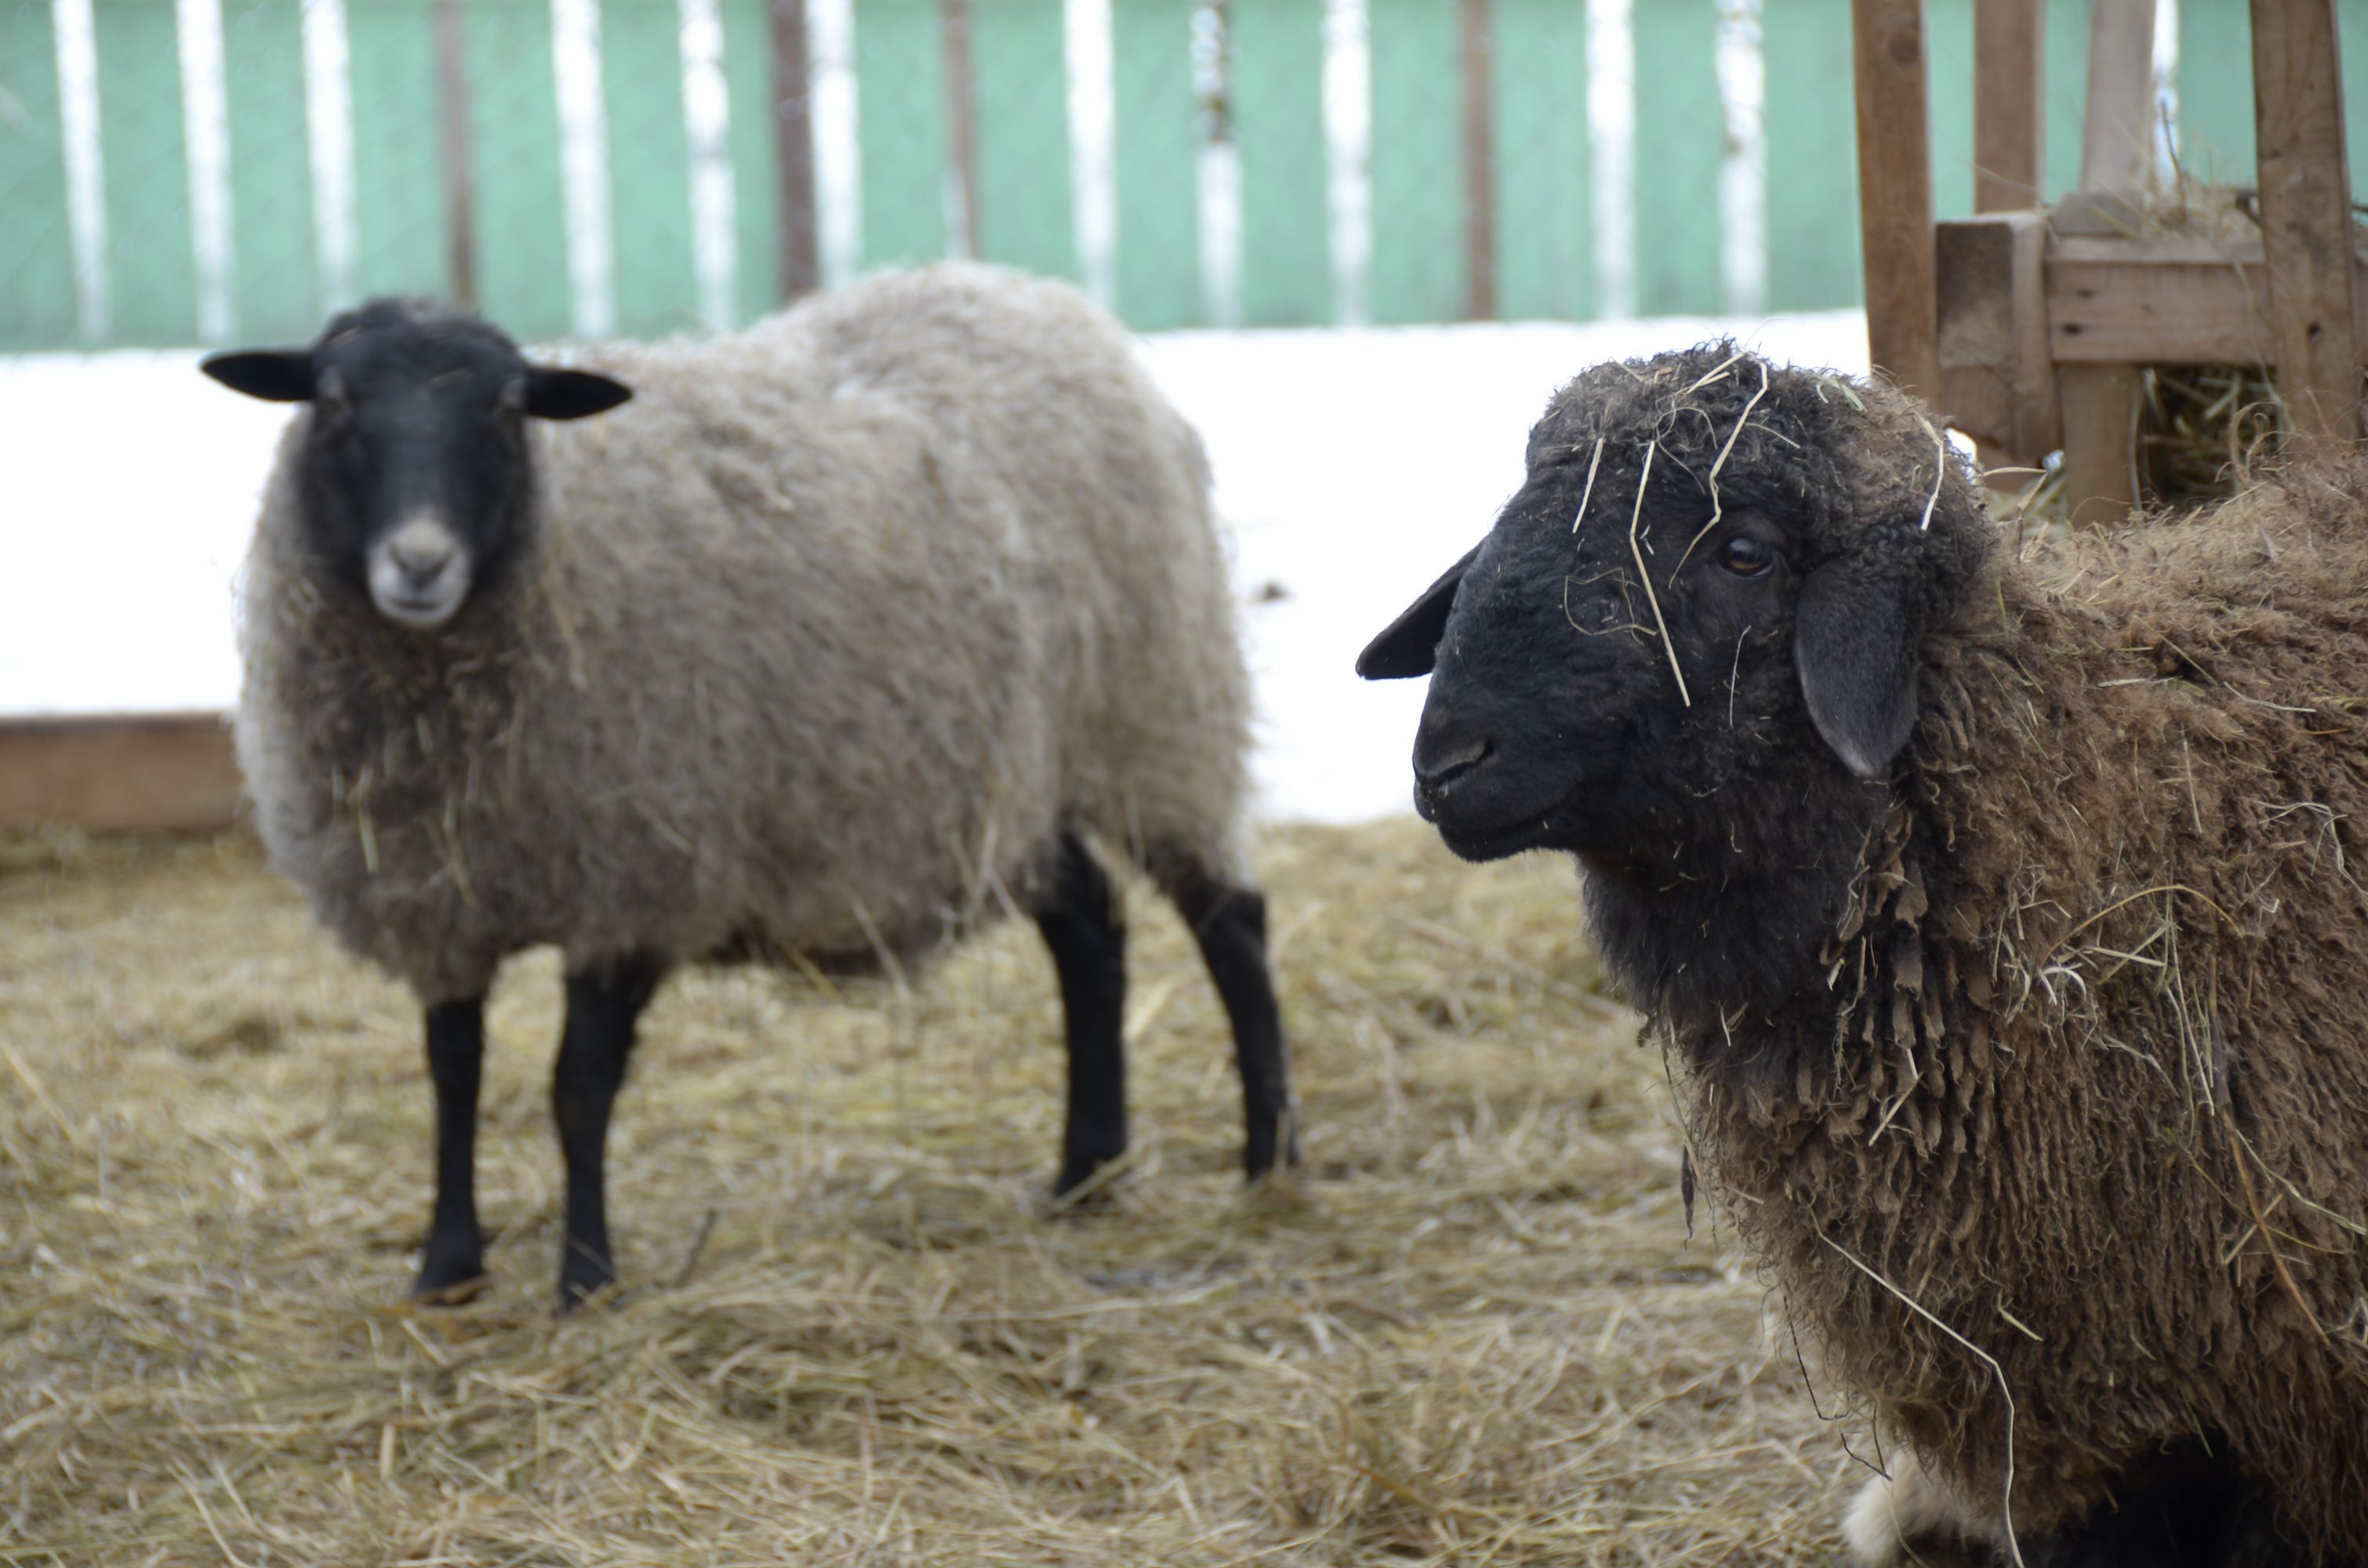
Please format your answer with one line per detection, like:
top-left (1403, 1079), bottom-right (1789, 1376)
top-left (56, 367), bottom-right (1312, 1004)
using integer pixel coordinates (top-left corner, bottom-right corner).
top-left (236, 264), bottom-right (1253, 1002)
top-left (1673, 441), bottom-right (2368, 1553)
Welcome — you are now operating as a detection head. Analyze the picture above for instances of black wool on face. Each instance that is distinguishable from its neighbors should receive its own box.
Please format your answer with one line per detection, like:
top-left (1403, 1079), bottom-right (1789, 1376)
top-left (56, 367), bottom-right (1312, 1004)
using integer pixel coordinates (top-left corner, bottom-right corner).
top-left (1364, 344), bottom-right (1989, 1021)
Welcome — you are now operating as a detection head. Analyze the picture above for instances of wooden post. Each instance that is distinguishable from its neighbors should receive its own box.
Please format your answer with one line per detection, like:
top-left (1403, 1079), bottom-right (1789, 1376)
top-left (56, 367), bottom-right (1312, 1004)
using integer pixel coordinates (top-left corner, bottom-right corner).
top-left (2057, 0), bottom-right (2154, 524)
top-left (2253, 0), bottom-right (2362, 441)
top-left (1972, 0), bottom-right (2043, 212)
top-left (770, 0), bottom-right (821, 299)
top-left (0, 714), bottom-right (244, 834)
top-left (939, 0), bottom-right (979, 259)
top-left (1852, 0), bottom-right (1939, 401)
top-left (431, 0), bottom-right (475, 309)
top-left (1459, 0), bottom-right (1496, 321)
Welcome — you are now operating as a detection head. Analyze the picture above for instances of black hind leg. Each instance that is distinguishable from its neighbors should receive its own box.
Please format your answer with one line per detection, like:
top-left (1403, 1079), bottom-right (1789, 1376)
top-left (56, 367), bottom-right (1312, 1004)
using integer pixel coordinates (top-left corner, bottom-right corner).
top-left (1156, 852), bottom-right (1298, 1178)
top-left (1032, 830), bottom-right (1129, 1197)
top-left (2018, 1443), bottom-right (2322, 1568)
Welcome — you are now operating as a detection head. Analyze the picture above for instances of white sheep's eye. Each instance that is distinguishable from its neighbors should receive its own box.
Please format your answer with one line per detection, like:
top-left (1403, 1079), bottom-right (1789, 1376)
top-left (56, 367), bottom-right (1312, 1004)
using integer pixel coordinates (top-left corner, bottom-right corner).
top-left (1717, 537), bottom-right (1778, 579)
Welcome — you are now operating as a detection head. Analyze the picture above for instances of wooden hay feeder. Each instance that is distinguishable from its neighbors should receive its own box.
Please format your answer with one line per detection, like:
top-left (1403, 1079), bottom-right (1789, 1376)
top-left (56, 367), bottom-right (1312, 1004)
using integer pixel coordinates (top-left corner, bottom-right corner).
top-left (1854, 0), bottom-right (2365, 521)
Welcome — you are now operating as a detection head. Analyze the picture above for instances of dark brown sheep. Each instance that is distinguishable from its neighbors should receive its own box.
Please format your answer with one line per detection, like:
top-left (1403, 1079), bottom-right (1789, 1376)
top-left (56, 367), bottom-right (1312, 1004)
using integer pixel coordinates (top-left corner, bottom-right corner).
top-left (1361, 343), bottom-right (2368, 1566)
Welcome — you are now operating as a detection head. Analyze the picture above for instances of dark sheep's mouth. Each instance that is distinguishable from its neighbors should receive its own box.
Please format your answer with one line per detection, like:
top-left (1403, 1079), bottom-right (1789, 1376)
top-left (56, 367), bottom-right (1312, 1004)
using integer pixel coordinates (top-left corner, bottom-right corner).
top-left (1421, 780), bottom-right (1585, 862)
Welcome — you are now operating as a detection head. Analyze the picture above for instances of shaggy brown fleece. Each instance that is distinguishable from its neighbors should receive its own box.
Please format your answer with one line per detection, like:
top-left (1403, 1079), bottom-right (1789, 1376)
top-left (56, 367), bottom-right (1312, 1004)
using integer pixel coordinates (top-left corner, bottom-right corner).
top-left (1367, 342), bottom-right (2368, 1563)
top-left (1694, 455), bottom-right (2368, 1556)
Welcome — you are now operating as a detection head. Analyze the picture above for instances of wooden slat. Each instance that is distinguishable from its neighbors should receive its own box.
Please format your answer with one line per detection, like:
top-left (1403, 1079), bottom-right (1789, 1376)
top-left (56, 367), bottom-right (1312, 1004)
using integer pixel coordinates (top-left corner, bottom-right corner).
top-left (1972, 0), bottom-right (2042, 211)
top-left (1634, 0), bottom-right (1722, 314)
top-left (2253, 0), bottom-right (2362, 441)
top-left (1935, 212), bottom-right (2057, 459)
top-left (2046, 236), bottom-right (2279, 364)
top-left (602, 0), bottom-right (700, 333)
top-left (1232, 0), bottom-right (1330, 326)
top-left (1853, 0), bottom-right (1939, 398)
top-left (1491, 0), bottom-right (1592, 319)
top-left (348, 0), bottom-right (449, 300)
top-left (1762, 0), bottom-right (1861, 311)
top-left (0, 0), bottom-right (79, 349)
top-left (2078, 0), bottom-right (2152, 198)
top-left (969, 0), bottom-right (1077, 279)
top-left (223, 0), bottom-right (321, 342)
top-left (939, 0), bottom-right (978, 258)
top-left (93, 0), bottom-right (198, 343)
top-left (1110, 0), bottom-right (1201, 328)
top-left (721, 0), bottom-right (781, 321)
top-left (462, 0), bottom-right (569, 338)
top-left (1368, 0), bottom-right (1465, 323)
top-left (434, 0), bottom-right (476, 309)
top-left (1459, 0), bottom-right (1494, 321)
top-left (770, 0), bottom-right (820, 297)
top-left (0, 714), bottom-right (242, 835)
top-left (849, 0), bottom-right (948, 270)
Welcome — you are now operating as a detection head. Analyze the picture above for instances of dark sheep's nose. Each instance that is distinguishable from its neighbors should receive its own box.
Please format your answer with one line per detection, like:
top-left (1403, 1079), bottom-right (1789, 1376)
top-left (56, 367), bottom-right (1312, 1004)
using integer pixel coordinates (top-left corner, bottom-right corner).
top-left (1414, 705), bottom-right (1494, 797)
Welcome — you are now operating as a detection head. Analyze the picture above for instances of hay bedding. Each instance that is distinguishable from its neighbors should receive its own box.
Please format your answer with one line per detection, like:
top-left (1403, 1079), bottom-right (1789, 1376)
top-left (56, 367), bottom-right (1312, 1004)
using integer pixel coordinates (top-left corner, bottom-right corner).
top-left (2, 822), bottom-right (1856, 1565)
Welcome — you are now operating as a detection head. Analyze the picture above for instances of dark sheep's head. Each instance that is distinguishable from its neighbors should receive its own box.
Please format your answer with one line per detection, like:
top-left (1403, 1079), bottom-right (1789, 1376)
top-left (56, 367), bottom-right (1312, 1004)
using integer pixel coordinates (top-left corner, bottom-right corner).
top-left (202, 299), bottom-right (632, 632)
top-left (1360, 345), bottom-right (1993, 1011)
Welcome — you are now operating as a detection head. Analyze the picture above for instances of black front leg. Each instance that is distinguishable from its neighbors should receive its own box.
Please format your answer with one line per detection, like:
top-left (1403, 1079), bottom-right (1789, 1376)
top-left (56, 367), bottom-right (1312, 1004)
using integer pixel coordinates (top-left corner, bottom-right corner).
top-left (551, 952), bottom-right (666, 1310)
top-left (1032, 830), bottom-right (1129, 1197)
top-left (1160, 860), bottom-right (1298, 1178)
top-left (414, 997), bottom-right (489, 1301)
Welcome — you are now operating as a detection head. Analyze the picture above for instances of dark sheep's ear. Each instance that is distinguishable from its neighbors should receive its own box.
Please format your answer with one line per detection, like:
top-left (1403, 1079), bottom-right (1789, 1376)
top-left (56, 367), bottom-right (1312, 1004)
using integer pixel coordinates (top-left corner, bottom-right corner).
top-left (200, 350), bottom-right (315, 402)
top-left (1357, 544), bottom-right (1479, 679)
top-left (1793, 550), bottom-right (1923, 780)
top-left (524, 367), bottom-right (633, 420)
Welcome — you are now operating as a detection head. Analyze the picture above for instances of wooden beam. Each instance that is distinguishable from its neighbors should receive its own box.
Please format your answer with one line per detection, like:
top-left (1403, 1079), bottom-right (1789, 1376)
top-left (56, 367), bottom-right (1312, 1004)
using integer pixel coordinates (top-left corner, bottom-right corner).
top-left (2078, 0), bottom-right (2154, 199)
top-left (2253, 0), bottom-right (2362, 441)
top-left (1936, 212), bottom-right (2058, 461)
top-left (2046, 235), bottom-right (2280, 364)
top-left (939, 0), bottom-right (979, 259)
top-left (770, 0), bottom-right (821, 300)
top-left (1459, 0), bottom-right (1496, 321)
top-left (1973, 0), bottom-right (2043, 212)
top-left (1853, 0), bottom-right (1939, 401)
top-left (0, 713), bottom-right (242, 835)
top-left (2059, 364), bottom-right (2145, 526)
top-left (431, 0), bottom-right (475, 309)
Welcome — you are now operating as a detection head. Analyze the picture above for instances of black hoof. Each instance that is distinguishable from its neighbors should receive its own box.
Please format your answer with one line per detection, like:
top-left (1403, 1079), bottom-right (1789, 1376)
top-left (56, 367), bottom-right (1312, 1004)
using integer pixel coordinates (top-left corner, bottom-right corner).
top-left (1050, 1150), bottom-right (1128, 1211)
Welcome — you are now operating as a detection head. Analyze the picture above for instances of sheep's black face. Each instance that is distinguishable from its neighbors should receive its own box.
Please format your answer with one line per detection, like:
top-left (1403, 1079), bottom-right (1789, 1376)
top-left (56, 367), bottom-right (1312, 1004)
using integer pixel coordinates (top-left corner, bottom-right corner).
top-left (1360, 346), bottom-right (1991, 1015)
top-left (202, 299), bottom-right (630, 632)
top-left (1384, 448), bottom-right (1815, 866)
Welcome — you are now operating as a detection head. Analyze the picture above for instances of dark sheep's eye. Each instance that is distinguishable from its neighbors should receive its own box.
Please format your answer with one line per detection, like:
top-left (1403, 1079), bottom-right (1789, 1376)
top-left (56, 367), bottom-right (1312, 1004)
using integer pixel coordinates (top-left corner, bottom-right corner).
top-left (1717, 537), bottom-right (1778, 579)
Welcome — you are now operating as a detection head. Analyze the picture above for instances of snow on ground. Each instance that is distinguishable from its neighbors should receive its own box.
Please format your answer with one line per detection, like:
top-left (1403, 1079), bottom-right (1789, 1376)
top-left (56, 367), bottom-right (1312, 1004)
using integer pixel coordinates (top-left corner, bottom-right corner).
top-left (0, 309), bottom-right (1866, 824)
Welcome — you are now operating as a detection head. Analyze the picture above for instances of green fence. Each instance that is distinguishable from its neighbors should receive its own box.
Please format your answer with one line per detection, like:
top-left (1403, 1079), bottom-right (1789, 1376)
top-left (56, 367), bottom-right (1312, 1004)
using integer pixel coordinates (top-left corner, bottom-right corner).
top-left (0, 0), bottom-right (2351, 351)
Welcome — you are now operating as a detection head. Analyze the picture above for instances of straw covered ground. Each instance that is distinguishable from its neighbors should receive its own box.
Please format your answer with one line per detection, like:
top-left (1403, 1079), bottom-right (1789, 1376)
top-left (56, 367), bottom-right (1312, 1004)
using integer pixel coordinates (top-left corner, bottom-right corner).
top-left (2, 819), bottom-right (1865, 1566)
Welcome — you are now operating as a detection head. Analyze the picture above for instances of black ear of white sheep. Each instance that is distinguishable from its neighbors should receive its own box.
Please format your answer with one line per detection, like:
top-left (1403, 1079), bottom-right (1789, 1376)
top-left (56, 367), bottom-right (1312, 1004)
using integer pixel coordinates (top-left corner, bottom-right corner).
top-left (523, 368), bottom-right (634, 420)
top-left (1357, 543), bottom-right (1479, 680)
top-left (201, 350), bottom-right (314, 402)
top-left (200, 345), bottom-right (633, 421)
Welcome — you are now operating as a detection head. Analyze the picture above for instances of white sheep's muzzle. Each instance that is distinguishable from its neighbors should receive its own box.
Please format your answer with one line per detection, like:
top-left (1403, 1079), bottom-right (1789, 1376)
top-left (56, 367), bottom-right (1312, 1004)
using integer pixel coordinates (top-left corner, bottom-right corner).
top-left (368, 514), bottom-right (473, 630)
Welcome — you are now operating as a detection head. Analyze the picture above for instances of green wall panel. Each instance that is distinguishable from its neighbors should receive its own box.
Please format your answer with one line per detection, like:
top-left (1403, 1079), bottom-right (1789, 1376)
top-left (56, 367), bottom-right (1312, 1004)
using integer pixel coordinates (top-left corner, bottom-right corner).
top-left (1111, 0), bottom-right (1200, 328)
top-left (465, 0), bottom-right (571, 338)
top-left (972, 0), bottom-right (1077, 278)
top-left (853, 0), bottom-right (948, 269)
top-left (93, 0), bottom-right (197, 343)
top-left (1925, 0), bottom-right (1972, 219)
top-left (1760, 0), bottom-right (1859, 310)
top-left (2041, 0), bottom-right (2085, 199)
top-left (0, 0), bottom-right (78, 348)
top-left (1233, 0), bottom-right (1329, 325)
top-left (1492, 0), bottom-right (1589, 321)
top-left (222, 0), bottom-right (319, 340)
top-left (347, 0), bottom-right (449, 301)
top-left (1367, 0), bottom-right (1461, 322)
top-left (601, 0), bottom-right (699, 335)
top-left (721, 0), bottom-right (779, 320)
top-left (2176, 2), bottom-right (2248, 183)
top-left (1632, 0), bottom-right (1720, 315)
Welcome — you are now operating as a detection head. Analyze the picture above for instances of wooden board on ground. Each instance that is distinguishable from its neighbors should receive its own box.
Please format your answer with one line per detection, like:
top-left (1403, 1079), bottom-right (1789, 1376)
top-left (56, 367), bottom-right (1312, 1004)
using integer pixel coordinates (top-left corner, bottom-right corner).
top-left (0, 713), bottom-right (242, 834)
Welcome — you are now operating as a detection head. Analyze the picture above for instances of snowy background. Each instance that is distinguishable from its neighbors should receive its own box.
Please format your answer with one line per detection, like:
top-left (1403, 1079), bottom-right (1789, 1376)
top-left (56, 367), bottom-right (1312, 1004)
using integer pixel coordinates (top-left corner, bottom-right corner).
top-left (0, 307), bottom-right (1866, 823)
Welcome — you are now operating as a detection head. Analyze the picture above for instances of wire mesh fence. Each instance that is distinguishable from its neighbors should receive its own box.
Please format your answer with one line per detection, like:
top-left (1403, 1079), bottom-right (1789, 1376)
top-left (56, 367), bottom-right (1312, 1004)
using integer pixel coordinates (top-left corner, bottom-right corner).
top-left (0, 0), bottom-right (2329, 353)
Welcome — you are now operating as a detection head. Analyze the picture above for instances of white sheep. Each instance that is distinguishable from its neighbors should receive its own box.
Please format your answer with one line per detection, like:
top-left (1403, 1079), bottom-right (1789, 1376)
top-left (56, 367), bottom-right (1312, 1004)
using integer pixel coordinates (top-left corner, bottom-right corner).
top-left (204, 264), bottom-right (1295, 1308)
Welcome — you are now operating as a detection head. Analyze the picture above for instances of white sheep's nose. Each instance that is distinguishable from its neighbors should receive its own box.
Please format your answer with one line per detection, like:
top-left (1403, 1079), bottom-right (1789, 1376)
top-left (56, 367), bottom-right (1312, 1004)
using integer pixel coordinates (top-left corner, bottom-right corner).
top-left (368, 514), bottom-right (474, 630)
